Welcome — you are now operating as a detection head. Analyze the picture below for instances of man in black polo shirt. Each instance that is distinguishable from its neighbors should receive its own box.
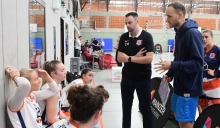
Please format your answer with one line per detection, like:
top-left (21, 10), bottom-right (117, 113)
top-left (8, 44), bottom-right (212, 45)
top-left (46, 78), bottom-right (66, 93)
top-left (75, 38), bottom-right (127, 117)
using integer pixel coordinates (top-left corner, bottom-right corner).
top-left (92, 38), bottom-right (100, 51)
top-left (118, 12), bottom-right (154, 128)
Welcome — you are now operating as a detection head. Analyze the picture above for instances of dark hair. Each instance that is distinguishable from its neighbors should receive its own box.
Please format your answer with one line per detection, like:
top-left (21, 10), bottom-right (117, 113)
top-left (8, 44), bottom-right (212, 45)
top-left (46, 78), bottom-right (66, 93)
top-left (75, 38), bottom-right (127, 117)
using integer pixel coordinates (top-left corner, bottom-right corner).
top-left (80, 68), bottom-right (93, 78)
top-left (42, 60), bottom-right (61, 85)
top-left (95, 85), bottom-right (109, 100)
top-left (125, 12), bottom-right (138, 19)
top-left (67, 85), bottom-right (104, 123)
top-left (203, 29), bottom-right (213, 37)
top-left (168, 2), bottom-right (186, 16)
top-left (79, 36), bottom-right (82, 38)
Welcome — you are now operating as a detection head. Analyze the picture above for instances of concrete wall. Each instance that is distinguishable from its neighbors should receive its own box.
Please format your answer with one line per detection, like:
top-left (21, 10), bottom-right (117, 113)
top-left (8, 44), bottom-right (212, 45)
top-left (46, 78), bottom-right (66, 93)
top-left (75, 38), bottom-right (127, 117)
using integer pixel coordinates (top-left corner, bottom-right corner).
top-left (0, 0), bottom-right (80, 127)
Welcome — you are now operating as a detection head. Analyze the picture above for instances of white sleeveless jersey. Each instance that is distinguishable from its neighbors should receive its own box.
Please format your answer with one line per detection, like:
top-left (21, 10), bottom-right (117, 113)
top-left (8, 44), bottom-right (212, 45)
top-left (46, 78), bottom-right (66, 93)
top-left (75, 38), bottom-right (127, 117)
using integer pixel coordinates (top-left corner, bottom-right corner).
top-left (7, 93), bottom-right (43, 128)
top-left (61, 79), bottom-right (84, 108)
top-left (39, 83), bottom-right (61, 125)
top-left (49, 119), bottom-right (77, 128)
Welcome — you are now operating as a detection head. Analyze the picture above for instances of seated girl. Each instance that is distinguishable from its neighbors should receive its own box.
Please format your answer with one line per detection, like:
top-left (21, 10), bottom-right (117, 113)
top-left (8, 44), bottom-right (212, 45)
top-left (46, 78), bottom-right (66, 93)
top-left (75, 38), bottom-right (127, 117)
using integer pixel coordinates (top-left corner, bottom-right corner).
top-left (6, 66), bottom-right (59, 128)
top-left (50, 85), bottom-right (104, 128)
top-left (61, 68), bottom-right (94, 112)
top-left (82, 45), bottom-right (103, 70)
top-left (39, 60), bottom-right (68, 127)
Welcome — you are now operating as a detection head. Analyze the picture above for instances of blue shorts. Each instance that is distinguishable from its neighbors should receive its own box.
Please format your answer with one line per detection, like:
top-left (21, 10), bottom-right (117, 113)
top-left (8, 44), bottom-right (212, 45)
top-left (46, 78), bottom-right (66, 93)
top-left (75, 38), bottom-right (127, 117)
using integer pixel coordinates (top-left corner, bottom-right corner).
top-left (171, 93), bottom-right (198, 122)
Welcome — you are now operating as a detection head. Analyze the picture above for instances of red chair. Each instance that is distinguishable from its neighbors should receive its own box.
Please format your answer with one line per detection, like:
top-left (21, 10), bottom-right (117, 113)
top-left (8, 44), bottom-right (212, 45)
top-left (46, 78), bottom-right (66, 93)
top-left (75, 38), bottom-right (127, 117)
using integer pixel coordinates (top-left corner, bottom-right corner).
top-left (103, 54), bottom-right (117, 69)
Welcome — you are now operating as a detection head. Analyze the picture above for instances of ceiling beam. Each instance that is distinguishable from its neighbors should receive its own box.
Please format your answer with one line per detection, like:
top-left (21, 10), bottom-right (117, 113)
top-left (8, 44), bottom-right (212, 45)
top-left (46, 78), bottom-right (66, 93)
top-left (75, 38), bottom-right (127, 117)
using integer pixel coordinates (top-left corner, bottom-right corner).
top-left (106, 0), bottom-right (109, 11)
top-left (81, 0), bottom-right (89, 11)
top-left (203, 0), bottom-right (220, 1)
top-left (162, 0), bottom-right (166, 13)
top-left (188, 0), bottom-right (193, 18)
top-left (134, 0), bottom-right (138, 12)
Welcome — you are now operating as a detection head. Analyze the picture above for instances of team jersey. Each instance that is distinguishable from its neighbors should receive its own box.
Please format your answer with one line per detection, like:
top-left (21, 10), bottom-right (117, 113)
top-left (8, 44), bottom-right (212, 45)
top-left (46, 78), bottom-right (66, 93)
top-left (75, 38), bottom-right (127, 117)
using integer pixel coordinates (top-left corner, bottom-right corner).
top-left (72, 79), bottom-right (83, 85)
top-left (49, 119), bottom-right (78, 128)
top-left (204, 45), bottom-right (220, 79)
top-left (7, 93), bottom-right (43, 128)
top-left (203, 45), bottom-right (220, 98)
top-left (61, 79), bottom-right (84, 108)
top-left (39, 83), bottom-right (62, 125)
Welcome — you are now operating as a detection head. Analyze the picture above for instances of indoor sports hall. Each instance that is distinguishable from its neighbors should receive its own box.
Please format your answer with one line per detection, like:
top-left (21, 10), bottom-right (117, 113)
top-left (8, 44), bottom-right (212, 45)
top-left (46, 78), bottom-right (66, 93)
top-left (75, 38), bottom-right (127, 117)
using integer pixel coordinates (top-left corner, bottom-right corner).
top-left (1, 0), bottom-right (220, 127)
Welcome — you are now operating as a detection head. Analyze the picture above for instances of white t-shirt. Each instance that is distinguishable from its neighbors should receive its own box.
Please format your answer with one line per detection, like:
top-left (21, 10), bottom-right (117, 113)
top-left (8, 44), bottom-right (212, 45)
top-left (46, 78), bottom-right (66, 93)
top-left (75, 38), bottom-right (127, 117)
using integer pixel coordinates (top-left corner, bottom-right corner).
top-left (72, 78), bottom-right (83, 85)
top-left (101, 40), bottom-right (105, 46)
top-left (39, 83), bottom-right (62, 124)
top-left (75, 38), bottom-right (81, 50)
top-left (61, 79), bottom-right (84, 108)
top-left (49, 119), bottom-right (77, 128)
top-left (7, 94), bottom-right (43, 128)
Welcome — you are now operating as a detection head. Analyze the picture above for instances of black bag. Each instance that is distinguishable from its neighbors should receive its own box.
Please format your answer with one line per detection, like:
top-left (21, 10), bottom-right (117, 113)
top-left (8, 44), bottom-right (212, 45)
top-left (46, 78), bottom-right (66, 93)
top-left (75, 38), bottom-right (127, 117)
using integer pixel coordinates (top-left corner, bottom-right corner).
top-left (194, 104), bottom-right (220, 128)
top-left (139, 77), bottom-right (174, 128)
top-left (66, 71), bottom-right (80, 83)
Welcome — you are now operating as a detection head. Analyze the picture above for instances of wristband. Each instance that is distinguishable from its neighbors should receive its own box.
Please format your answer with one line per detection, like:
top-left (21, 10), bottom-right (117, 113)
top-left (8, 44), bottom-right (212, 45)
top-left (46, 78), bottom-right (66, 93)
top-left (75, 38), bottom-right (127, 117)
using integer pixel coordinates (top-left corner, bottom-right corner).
top-left (12, 75), bottom-right (18, 84)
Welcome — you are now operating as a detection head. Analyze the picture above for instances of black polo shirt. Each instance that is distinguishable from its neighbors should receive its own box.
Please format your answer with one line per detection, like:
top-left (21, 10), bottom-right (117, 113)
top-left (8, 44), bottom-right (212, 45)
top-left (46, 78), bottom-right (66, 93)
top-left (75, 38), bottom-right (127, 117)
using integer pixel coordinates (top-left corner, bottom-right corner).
top-left (92, 40), bottom-right (98, 45)
top-left (118, 30), bottom-right (154, 81)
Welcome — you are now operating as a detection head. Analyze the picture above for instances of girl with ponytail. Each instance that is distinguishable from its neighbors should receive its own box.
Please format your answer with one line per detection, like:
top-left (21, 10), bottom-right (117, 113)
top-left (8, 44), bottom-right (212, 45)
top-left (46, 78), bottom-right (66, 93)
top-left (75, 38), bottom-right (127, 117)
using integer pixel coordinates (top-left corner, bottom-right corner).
top-left (6, 66), bottom-right (59, 128)
top-left (39, 60), bottom-right (68, 127)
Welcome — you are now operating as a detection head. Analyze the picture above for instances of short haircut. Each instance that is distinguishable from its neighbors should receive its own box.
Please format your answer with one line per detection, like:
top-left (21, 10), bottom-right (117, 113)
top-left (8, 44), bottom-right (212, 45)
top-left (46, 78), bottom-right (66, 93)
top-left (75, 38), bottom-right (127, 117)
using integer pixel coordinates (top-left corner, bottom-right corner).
top-left (79, 36), bottom-right (82, 38)
top-left (125, 12), bottom-right (138, 19)
top-left (168, 2), bottom-right (186, 16)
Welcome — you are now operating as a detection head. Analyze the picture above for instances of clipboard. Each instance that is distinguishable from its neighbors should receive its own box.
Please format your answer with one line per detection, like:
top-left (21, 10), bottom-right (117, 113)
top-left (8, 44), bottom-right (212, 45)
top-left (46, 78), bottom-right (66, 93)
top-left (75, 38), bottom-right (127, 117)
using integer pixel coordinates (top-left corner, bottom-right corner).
top-left (158, 77), bottom-right (171, 106)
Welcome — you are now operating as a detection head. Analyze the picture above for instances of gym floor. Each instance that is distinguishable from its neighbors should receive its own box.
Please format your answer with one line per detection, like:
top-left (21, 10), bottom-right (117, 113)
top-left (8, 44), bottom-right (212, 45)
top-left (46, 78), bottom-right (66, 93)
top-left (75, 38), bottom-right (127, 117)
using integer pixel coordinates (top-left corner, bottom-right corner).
top-left (93, 52), bottom-right (177, 128)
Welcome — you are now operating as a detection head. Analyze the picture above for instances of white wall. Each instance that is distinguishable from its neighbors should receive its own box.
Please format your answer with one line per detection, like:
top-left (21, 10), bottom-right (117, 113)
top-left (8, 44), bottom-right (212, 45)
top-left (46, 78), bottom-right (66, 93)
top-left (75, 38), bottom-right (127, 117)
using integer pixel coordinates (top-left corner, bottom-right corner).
top-left (45, 0), bottom-right (80, 71)
top-left (0, 0), bottom-right (80, 127)
top-left (0, 0), bottom-right (6, 127)
top-left (0, 0), bottom-right (29, 127)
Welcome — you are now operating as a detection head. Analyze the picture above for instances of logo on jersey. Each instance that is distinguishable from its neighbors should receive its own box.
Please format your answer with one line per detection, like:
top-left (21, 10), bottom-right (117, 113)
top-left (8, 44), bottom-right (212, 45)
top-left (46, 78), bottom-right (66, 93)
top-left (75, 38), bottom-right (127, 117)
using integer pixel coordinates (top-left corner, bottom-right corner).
top-left (204, 62), bottom-right (208, 71)
top-left (125, 40), bottom-right (129, 46)
top-left (33, 103), bottom-right (43, 127)
top-left (58, 124), bottom-right (67, 128)
top-left (136, 40), bottom-right (142, 46)
top-left (209, 53), bottom-right (216, 59)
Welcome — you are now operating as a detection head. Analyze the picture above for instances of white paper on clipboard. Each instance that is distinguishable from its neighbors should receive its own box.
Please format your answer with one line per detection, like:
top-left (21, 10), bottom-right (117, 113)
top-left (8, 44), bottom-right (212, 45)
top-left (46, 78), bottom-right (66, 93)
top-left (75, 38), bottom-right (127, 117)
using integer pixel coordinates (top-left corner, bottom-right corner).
top-left (158, 78), bottom-right (171, 106)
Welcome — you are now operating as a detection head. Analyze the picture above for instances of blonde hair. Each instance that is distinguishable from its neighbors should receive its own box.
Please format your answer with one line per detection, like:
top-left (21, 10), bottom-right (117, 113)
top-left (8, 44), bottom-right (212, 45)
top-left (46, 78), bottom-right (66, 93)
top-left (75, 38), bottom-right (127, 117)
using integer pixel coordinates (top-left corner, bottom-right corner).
top-left (19, 68), bottom-right (35, 81)
top-left (5, 66), bottom-right (35, 85)
top-left (42, 60), bottom-right (61, 85)
top-left (5, 66), bottom-right (15, 82)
